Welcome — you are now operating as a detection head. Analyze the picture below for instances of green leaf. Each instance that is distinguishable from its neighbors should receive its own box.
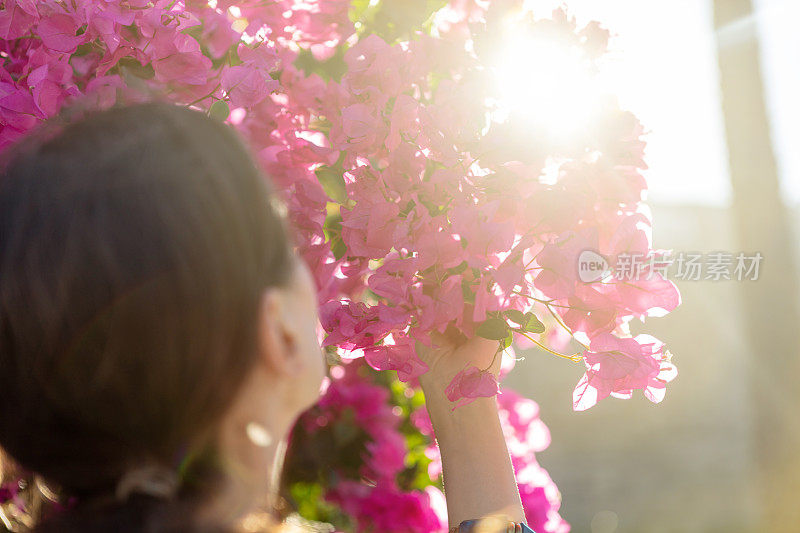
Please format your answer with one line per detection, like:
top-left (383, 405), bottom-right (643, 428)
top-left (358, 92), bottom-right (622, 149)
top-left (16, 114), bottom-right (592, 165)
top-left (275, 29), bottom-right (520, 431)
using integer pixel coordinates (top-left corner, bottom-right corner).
top-left (331, 236), bottom-right (347, 259)
top-left (288, 481), bottom-right (353, 525)
top-left (505, 309), bottom-right (545, 334)
top-left (461, 279), bottom-right (476, 303)
top-left (399, 199), bottom-right (416, 217)
top-left (323, 211), bottom-right (342, 242)
top-left (117, 56), bottom-right (155, 80)
top-left (448, 260), bottom-right (468, 275)
top-left (522, 312), bottom-right (545, 334)
top-left (476, 317), bottom-right (510, 340)
top-left (500, 330), bottom-right (513, 350)
top-left (73, 43), bottom-right (94, 57)
top-left (293, 46), bottom-right (347, 81)
top-left (208, 100), bottom-right (230, 122)
top-left (418, 195), bottom-right (441, 217)
top-left (315, 166), bottom-right (348, 204)
top-left (423, 158), bottom-right (443, 181)
top-left (505, 309), bottom-right (526, 326)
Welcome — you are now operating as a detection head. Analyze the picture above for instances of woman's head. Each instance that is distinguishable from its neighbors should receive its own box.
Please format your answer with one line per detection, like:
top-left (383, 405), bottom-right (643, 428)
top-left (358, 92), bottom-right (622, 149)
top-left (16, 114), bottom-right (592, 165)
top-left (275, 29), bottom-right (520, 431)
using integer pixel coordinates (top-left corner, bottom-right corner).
top-left (0, 103), bottom-right (325, 526)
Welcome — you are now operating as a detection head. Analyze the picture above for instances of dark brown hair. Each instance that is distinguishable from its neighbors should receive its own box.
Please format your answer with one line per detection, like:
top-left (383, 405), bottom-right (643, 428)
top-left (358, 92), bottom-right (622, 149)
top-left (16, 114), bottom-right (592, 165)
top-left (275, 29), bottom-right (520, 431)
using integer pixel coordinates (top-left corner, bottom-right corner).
top-left (0, 103), bottom-right (293, 530)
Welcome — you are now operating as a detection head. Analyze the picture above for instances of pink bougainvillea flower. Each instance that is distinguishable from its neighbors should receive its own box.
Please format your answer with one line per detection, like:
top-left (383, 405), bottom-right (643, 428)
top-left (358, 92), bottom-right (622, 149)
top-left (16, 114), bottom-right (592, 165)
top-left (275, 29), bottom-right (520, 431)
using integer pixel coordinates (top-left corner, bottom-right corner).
top-left (25, 65), bottom-right (64, 118)
top-left (340, 199), bottom-right (401, 258)
top-left (221, 64), bottom-right (278, 108)
top-left (614, 274), bottom-right (681, 319)
top-left (197, 8), bottom-right (239, 58)
top-left (37, 13), bottom-right (85, 54)
top-left (238, 42), bottom-right (280, 71)
top-left (605, 212), bottom-right (652, 259)
top-left (410, 405), bottom-right (434, 437)
top-left (516, 463), bottom-right (571, 533)
top-left (386, 93), bottom-right (420, 151)
top-left (561, 284), bottom-right (618, 338)
top-left (523, 185), bottom-right (593, 235)
top-left (410, 275), bottom-right (464, 333)
top-left (368, 255), bottom-right (418, 302)
top-left (343, 33), bottom-right (405, 107)
top-left (86, 2), bottom-right (136, 54)
top-left (451, 202), bottom-right (516, 267)
top-left (289, 0), bottom-right (354, 49)
top-left (327, 480), bottom-right (443, 533)
top-left (151, 34), bottom-right (212, 85)
top-left (153, 50), bottom-right (211, 85)
top-left (498, 389), bottom-right (551, 455)
top-left (0, 0), bottom-right (38, 40)
top-left (220, 43), bottom-right (280, 108)
top-left (572, 333), bottom-right (675, 411)
top-left (22, 50), bottom-right (80, 119)
top-left (316, 359), bottom-right (397, 429)
top-left (471, 274), bottom-right (510, 324)
top-left (493, 256), bottom-right (527, 295)
top-left (84, 74), bottom-right (125, 110)
top-left (319, 300), bottom-right (393, 350)
top-left (335, 102), bottom-right (383, 151)
top-left (362, 336), bottom-right (428, 382)
top-left (444, 365), bottom-right (500, 409)
top-left (534, 229), bottom-right (598, 300)
top-left (414, 229), bottom-right (466, 272)
top-left (364, 429), bottom-right (406, 482)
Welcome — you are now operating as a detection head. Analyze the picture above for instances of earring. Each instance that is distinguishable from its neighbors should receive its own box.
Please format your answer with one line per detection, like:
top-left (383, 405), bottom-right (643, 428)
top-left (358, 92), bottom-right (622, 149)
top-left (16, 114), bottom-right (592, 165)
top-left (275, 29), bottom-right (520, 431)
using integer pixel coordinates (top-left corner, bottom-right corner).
top-left (245, 422), bottom-right (273, 448)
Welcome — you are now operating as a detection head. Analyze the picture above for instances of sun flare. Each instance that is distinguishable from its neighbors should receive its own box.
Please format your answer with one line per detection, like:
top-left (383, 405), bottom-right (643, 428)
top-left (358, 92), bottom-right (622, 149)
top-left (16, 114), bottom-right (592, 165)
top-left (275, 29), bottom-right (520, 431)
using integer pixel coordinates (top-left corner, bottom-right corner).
top-left (491, 31), bottom-right (601, 141)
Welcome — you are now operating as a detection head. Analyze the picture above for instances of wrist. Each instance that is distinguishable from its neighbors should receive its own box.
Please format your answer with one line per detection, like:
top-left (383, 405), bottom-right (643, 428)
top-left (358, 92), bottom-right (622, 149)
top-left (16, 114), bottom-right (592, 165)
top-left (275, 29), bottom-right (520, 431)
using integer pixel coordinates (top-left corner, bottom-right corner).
top-left (424, 393), bottom-right (500, 432)
top-left (418, 367), bottom-right (500, 400)
top-left (418, 369), bottom-right (452, 398)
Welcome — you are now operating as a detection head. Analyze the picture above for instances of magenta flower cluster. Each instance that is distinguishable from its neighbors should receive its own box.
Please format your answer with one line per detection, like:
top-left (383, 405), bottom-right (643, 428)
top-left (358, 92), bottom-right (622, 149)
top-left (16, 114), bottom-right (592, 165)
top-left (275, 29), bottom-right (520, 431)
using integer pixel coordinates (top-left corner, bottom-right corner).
top-left (314, 360), bottom-right (445, 531)
top-left (0, 0), bottom-right (678, 410)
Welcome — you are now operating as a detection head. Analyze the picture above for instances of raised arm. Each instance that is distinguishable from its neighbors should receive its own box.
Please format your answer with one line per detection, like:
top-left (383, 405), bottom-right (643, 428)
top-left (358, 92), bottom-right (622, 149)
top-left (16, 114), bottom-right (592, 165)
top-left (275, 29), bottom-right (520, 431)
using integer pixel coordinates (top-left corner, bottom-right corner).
top-left (417, 333), bottom-right (526, 529)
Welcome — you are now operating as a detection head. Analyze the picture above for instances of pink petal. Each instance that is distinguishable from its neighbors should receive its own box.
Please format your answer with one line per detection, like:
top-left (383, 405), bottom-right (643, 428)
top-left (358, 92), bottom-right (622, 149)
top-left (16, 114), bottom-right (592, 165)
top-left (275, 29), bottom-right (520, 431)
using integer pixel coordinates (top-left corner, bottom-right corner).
top-left (445, 365), bottom-right (499, 410)
top-left (572, 373), bottom-right (598, 411)
top-left (38, 14), bottom-right (84, 53)
top-left (0, 2), bottom-right (37, 40)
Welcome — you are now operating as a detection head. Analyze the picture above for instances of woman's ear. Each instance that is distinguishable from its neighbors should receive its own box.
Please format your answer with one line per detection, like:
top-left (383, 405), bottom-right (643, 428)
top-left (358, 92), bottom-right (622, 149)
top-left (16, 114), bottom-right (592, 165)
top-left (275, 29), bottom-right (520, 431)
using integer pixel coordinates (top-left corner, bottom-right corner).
top-left (256, 288), bottom-right (302, 377)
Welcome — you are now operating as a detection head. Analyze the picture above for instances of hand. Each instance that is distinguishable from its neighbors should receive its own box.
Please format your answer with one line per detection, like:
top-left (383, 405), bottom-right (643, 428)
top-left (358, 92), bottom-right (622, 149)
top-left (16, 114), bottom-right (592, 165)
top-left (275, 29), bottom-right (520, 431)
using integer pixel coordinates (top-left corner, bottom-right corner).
top-left (414, 327), bottom-right (526, 525)
top-left (416, 326), bottom-right (502, 394)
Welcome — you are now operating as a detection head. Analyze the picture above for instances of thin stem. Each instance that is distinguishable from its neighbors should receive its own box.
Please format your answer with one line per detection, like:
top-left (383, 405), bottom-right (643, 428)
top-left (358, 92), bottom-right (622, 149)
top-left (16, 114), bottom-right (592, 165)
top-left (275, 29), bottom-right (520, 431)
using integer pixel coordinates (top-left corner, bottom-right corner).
top-left (515, 331), bottom-right (583, 362)
top-left (543, 304), bottom-right (589, 350)
top-left (523, 253), bottom-right (539, 270)
top-left (510, 291), bottom-right (571, 309)
top-left (480, 345), bottom-right (503, 373)
top-left (509, 291), bottom-right (590, 350)
top-left (187, 83), bottom-right (221, 108)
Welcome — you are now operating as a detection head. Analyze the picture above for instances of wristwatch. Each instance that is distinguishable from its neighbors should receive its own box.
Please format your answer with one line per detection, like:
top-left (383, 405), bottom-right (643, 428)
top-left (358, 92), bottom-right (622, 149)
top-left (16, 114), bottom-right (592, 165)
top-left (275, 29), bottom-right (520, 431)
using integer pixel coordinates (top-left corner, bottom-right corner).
top-left (449, 518), bottom-right (536, 532)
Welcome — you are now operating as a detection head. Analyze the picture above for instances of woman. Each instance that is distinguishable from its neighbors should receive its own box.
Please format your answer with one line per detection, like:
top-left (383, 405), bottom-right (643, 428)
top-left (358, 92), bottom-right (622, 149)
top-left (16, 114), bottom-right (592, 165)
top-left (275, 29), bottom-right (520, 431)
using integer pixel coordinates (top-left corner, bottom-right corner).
top-left (0, 103), bottom-right (531, 532)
